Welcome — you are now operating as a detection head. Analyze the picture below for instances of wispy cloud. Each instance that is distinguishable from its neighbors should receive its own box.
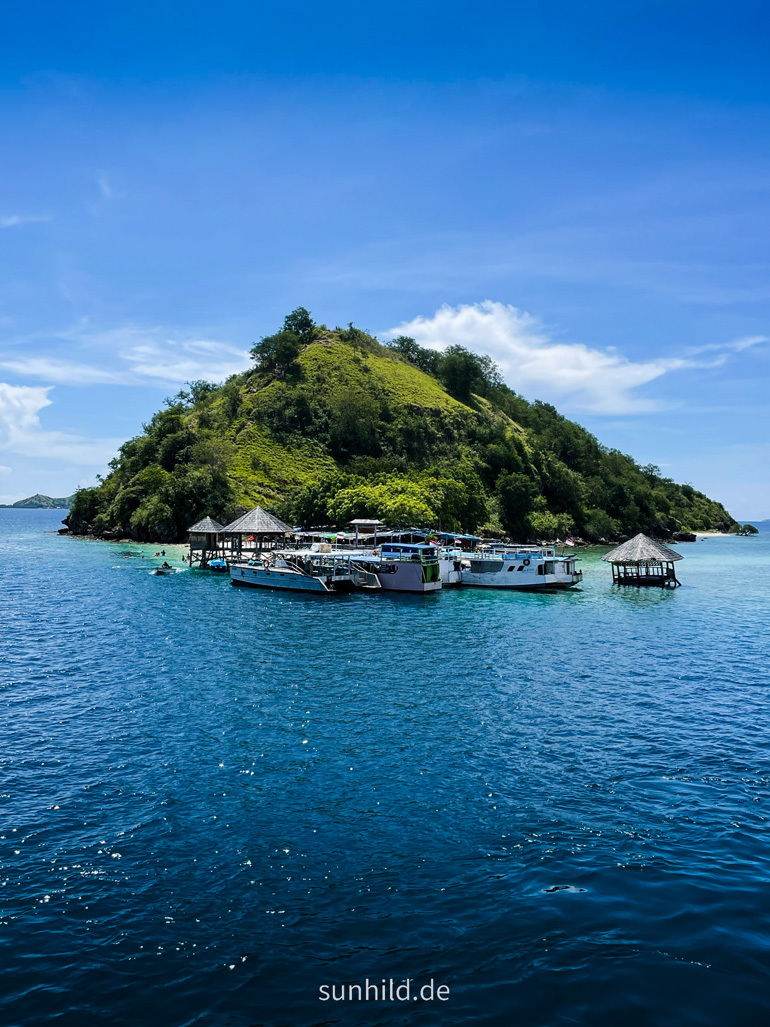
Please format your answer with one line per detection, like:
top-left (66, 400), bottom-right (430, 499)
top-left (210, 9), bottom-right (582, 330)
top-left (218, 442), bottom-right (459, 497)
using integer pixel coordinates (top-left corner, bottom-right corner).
top-left (386, 301), bottom-right (709, 415)
top-left (0, 357), bottom-right (128, 386)
top-left (88, 172), bottom-right (124, 215)
top-left (0, 325), bottom-right (252, 388)
top-left (1, 214), bottom-right (52, 228)
top-left (118, 333), bottom-right (251, 384)
top-left (0, 382), bottom-right (121, 464)
top-left (685, 334), bottom-right (769, 361)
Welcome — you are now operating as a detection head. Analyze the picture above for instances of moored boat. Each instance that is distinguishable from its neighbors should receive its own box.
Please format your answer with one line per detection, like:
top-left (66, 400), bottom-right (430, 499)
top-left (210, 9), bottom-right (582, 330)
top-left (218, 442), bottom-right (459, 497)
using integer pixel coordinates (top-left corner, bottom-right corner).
top-left (438, 548), bottom-right (466, 586)
top-left (459, 544), bottom-right (581, 590)
top-left (351, 542), bottom-right (442, 593)
top-left (229, 549), bottom-right (380, 593)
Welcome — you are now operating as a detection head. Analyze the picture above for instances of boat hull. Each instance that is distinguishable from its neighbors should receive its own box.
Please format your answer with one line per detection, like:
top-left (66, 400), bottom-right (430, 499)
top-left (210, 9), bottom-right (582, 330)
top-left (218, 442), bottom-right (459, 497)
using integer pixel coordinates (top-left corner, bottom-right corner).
top-left (438, 556), bottom-right (464, 586)
top-left (460, 577), bottom-right (579, 590)
top-left (229, 564), bottom-right (352, 593)
top-left (376, 560), bottom-right (441, 592)
top-left (459, 553), bottom-right (581, 590)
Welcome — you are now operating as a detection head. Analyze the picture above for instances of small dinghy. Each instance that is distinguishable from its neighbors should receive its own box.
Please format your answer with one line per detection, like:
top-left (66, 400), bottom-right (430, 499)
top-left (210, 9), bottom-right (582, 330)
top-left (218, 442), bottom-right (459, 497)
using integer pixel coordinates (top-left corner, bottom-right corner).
top-left (151, 561), bottom-right (177, 576)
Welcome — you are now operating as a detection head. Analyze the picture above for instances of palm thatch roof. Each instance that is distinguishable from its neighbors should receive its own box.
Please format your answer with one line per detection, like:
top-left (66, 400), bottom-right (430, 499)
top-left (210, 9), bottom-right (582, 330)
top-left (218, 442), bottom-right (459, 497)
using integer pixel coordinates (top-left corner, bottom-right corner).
top-left (602, 533), bottom-right (683, 564)
top-left (222, 506), bottom-right (291, 534)
top-left (188, 516), bottom-right (225, 533)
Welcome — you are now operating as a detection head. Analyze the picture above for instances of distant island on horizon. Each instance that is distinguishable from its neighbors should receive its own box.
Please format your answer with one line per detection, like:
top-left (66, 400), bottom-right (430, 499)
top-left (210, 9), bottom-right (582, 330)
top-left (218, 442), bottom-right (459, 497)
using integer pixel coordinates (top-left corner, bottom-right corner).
top-left (0, 493), bottom-right (74, 510)
top-left (737, 518), bottom-right (770, 532)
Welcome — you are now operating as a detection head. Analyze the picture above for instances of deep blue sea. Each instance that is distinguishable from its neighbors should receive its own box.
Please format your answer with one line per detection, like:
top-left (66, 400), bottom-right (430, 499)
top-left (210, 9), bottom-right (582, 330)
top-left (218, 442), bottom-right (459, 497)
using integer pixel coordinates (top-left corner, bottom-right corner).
top-left (2, 509), bottom-right (770, 1026)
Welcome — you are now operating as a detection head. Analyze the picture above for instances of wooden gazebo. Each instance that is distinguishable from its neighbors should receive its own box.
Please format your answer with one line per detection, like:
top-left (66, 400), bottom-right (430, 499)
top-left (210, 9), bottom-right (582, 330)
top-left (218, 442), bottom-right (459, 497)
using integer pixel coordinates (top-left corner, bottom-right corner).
top-left (349, 518), bottom-right (385, 546)
top-left (187, 515), bottom-right (225, 567)
top-left (602, 533), bottom-right (683, 587)
top-left (221, 506), bottom-right (292, 558)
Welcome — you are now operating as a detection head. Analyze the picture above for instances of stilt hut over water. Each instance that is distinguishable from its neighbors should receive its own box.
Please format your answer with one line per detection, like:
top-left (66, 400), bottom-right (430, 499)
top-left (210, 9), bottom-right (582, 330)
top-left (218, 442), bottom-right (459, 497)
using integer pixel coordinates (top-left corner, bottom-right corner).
top-left (221, 506), bottom-right (292, 559)
top-left (602, 533), bottom-right (683, 587)
top-left (187, 516), bottom-right (225, 566)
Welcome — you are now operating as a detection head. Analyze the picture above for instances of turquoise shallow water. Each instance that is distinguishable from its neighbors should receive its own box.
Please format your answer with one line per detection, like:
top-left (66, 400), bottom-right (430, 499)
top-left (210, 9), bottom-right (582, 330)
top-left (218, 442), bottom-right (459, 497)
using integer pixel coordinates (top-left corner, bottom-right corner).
top-left (2, 510), bottom-right (770, 1026)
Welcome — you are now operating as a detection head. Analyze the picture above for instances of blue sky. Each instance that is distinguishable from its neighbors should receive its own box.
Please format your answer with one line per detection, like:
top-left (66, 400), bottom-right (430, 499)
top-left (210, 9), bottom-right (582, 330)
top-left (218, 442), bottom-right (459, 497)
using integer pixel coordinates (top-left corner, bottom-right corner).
top-left (1, 1), bottom-right (768, 516)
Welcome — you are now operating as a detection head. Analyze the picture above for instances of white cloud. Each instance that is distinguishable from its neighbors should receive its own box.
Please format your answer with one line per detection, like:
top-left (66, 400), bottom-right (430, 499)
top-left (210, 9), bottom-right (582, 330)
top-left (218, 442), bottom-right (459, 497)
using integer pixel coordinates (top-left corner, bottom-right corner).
top-left (0, 325), bottom-right (252, 388)
top-left (1, 214), bottom-right (52, 227)
top-left (0, 382), bottom-right (121, 464)
top-left (0, 357), bottom-right (127, 386)
top-left (387, 301), bottom-right (687, 414)
top-left (730, 334), bottom-right (768, 353)
top-left (0, 464), bottom-right (10, 473)
top-left (686, 334), bottom-right (769, 360)
top-left (119, 333), bottom-right (251, 384)
top-left (0, 382), bottom-right (52, 441)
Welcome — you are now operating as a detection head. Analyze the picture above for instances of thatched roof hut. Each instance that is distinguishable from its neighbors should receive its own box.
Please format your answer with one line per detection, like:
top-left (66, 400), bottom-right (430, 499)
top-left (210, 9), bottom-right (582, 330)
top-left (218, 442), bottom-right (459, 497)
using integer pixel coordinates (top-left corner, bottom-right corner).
top-left (222, 507), bottom-right (291, 534)
top-left (187, 516), bottom-right (226, 566)
top-left (188, 516), bottom-right (225, 534)
top-left (602, 534), bottom-right (683, 565)
top-left (602, 532), bottom-right (683, 587)
top-left (221, 506), bottom-right (292, 554)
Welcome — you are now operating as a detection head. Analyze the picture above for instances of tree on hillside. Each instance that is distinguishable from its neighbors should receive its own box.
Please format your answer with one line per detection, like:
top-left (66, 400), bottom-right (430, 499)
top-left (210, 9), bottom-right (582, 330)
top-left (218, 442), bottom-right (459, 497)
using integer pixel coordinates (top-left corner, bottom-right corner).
top-left (496, 471), bottom-right (537, 538)
top-left (187, 379), bottom-right (217, 405)
top-left (250, 308), bottom-right (316, 375)
top-left (283, 306), bottom-right (315, 343)
top-left (438, 345), bottom-right (503, 404)
top-left (328, 389), bottom-right (382, 460)
top-left (387, 335), bottom-right (441, 376)
top-left (250, 330), bottom-right (302, 375)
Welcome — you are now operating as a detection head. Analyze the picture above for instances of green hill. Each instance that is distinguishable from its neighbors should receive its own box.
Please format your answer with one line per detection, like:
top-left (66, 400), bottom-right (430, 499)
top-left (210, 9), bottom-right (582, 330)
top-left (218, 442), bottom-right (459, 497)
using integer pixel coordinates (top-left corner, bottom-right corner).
top-left (0, 493), bottom-right (74, 509)
top-left (66, 309), bottom-right (736, 543)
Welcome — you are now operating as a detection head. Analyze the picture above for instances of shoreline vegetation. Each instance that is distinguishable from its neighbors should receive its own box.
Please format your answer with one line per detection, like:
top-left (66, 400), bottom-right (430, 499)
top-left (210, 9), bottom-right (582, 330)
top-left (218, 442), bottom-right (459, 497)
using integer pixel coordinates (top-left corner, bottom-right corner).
top-left (66, 308), bottom-right (737, 546)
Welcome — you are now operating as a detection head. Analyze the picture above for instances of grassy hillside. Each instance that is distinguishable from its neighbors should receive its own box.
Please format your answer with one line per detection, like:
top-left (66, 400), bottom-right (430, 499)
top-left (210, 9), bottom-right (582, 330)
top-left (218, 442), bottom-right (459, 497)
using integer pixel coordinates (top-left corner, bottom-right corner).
top-left (67, 310), bottom-right (736, 543)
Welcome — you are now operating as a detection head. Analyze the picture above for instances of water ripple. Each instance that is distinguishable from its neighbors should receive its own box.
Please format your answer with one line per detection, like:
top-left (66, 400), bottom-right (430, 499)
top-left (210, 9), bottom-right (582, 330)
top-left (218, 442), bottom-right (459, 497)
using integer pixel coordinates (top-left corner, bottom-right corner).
top-left (2, 511), bottom-right (770, 1025)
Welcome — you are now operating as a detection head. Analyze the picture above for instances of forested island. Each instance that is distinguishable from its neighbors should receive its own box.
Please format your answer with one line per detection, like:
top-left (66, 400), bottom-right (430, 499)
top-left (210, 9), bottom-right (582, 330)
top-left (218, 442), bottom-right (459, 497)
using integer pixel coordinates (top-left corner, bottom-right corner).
top-left (0, 493), bottom-right (74, 509)
top-left (67, 309), bottom-right (735, 543)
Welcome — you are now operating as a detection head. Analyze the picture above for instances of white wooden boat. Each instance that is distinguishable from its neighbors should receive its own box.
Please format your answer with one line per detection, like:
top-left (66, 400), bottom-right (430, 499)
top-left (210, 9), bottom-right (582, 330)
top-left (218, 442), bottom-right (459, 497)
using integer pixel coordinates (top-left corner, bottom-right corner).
top-left (229, 550), bottom-right (380, 593)
top-left (438, 549), bottom-right (466, 586)
top-left (347, 543), bottom-right (442, 593)
top-left (458, 545), bottom-right (581, 590)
